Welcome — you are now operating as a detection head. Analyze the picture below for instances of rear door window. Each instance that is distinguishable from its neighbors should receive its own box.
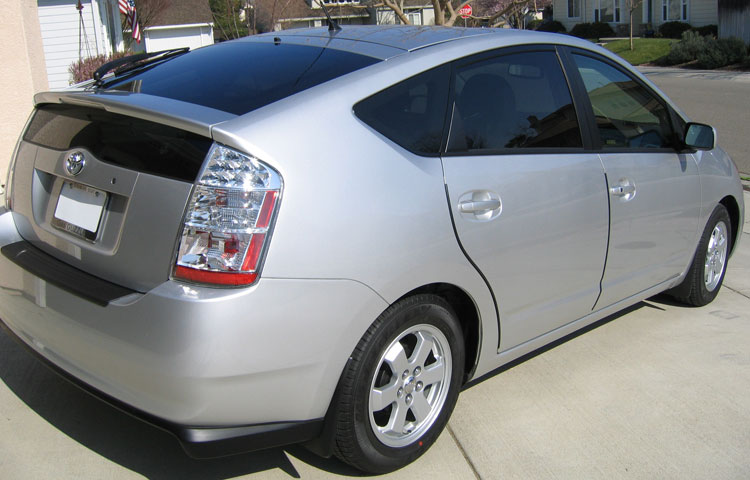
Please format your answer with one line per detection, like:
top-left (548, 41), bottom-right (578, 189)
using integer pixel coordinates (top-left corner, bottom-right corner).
top-left (448, 50), bottom-right (583, 152)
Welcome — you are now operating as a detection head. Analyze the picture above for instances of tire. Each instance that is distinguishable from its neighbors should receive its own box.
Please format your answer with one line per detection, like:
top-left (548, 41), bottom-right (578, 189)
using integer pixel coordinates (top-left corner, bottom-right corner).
top-left (332, 294), bottom-right (465, 473)
top-left (670, 204), bottom-right (732, 306)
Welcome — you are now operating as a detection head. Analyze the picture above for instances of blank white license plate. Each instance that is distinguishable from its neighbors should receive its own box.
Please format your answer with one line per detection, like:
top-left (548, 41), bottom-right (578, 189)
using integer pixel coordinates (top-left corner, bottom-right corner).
top-left (53, 182), bottom-right (107, 239)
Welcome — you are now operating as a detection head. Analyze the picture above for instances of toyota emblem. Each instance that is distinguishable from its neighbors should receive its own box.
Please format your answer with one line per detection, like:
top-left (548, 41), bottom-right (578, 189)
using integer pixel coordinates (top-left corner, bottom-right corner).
top-left (65, 151), bottom-right (86, 176)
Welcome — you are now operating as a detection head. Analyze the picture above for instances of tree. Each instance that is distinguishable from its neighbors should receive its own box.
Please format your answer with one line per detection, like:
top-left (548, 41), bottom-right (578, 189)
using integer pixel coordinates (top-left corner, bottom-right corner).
top-left (473, 0), bottom-right (551, 28)
top-left (625, 0), bottom-right (644, 50)
top-left (210, 0), bottom-right (250, 39)
top-left (118, 0), bottom-right (171, 50)
top-left (255, 0), bottom-right (298, 33)
top-left (357, 0), bottom-right (475, 26)
top-left (367, 0), bottom-right (548, 28)
top-left (210, 0), bottom-right (296, 38)
top-left (132, 0), bottom-right (172, 28)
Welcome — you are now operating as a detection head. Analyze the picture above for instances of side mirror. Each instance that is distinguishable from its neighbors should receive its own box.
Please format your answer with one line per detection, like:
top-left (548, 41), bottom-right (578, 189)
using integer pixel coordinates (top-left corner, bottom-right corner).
top-left (684, 122), bottom-right (716, 150)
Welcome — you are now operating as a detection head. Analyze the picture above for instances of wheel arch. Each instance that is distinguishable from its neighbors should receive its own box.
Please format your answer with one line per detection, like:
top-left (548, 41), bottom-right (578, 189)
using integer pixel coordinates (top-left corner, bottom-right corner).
top-left (394, 283), bottom-right (482, 385)
top-left (304, 282), bottom-right (483, 459)
top-left (720, 194), bottom-right (741, 255)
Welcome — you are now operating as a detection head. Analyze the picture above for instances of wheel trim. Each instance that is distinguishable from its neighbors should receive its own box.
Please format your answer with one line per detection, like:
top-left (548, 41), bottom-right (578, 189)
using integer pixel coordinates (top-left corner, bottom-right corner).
top-left (368, 324), bottom-right (452, 448)
top-left (704, 220), bottom-right (728, 292)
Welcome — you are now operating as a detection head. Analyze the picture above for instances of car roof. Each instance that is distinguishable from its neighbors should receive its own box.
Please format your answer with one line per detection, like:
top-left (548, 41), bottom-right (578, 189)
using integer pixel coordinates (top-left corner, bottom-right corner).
top-left (245, 25), bottom-right (597, 61)
top-left (264, 25), bottom-right (494, 52)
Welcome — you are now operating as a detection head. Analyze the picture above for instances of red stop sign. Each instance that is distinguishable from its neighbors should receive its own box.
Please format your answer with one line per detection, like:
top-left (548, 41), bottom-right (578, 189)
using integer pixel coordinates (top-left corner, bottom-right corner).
top-left (459, 5), bottom-right (472, 18)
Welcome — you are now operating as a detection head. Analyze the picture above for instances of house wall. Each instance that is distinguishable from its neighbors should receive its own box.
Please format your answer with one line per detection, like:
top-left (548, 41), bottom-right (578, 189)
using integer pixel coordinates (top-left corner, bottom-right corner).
top-left (0, 0), bottom-right (48, 190)
top-left (376, 7), bottom-right (435, 25)
top-left (144, 24), bottom-right (214, 53)
top-left (554, 0), bottom-right (718, 32)
top-left (690, 0), bottom-right (719, 25)
top-left (719, 4), bottom-right (750, 43)
top-left (37, 0), bottom-right (121, 89)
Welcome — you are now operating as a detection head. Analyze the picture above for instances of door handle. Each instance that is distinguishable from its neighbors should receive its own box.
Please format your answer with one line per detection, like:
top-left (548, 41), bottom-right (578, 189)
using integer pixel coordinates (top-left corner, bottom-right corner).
top-left (609, 184), bottom-right (635, 196)
top-left (458, 199), bottom-right (502, 213)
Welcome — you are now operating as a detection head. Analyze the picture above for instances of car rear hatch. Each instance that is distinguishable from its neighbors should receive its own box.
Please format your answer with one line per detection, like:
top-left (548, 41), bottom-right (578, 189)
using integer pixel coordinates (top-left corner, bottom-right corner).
top-left (5, 37), bottom-right (385, 295)
top-left (6, 91), bottom-right (234, 293)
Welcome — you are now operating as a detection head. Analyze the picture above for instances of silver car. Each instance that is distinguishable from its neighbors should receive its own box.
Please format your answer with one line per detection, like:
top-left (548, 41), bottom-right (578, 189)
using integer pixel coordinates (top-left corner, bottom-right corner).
top-left (0, 26), bottom-right (744, 473)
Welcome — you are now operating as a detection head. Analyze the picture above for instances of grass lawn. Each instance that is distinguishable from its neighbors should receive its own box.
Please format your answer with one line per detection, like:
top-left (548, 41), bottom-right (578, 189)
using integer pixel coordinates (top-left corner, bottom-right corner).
top-left (602, 38), bottom-right (673, 65)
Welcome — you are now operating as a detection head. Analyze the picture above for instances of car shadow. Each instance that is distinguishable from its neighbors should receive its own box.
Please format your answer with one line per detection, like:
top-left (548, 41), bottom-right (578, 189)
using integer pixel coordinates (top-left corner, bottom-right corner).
top-left (0, 297), bottom-right (670, 477)
top-left (463, 301), bottom-right (649, 390)
top-left (0, 330), bottom-right (364, 479)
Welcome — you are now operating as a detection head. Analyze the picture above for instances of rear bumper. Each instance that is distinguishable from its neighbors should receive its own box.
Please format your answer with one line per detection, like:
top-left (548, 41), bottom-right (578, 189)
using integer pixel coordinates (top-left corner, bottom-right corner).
top-left (0, 317), bottom-right (323, 458)
top-left (0, 209), bottom-right (388, 455)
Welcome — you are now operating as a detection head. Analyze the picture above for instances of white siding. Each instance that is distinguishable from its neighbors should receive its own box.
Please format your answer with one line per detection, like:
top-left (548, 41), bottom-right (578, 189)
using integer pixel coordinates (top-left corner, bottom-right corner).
top-left (690, 0), bottom-right (718, 25)
top-left (143, 24), bottom-right (214, 53)
top-left (554, 0), bottom-right (585, 31)
top-left (37, 0), bottom-right (116, 89)
top-left (555, 0), bottom-right (717, 30)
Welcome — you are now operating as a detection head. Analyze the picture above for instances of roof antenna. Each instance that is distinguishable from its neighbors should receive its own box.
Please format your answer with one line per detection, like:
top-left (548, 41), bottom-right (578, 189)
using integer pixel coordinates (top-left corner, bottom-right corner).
top-left (316, 0), bottom-right (341, 32)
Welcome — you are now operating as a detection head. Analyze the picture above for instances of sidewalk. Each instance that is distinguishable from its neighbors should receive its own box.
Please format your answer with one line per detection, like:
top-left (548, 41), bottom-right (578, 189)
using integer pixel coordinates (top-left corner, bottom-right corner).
top-left (638, 65), bottom-right (750, 82)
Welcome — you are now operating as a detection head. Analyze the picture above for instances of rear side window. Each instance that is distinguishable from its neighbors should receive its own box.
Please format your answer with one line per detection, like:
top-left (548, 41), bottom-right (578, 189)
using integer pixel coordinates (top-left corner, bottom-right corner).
top-left (448, 51), bottom-right (582, 152)
top-left (24, 104), bottom-right (212, 182)
top-left (106, 42), bottom-right (379, 116)
top-left (354, 65), bottom-right (451, 155)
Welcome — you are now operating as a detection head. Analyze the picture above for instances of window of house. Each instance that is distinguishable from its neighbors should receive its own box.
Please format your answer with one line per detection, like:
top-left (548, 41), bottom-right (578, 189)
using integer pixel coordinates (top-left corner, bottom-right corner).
top-left (407, 11), bottom-right (422, 25)
top-left (568, 0), bottom-right (581, 17)
top-left (572, 54), bottom-right (674, 149)
top-left (447, 51), bottom-right (583, 152)
top-left (594, 0), bottom-right (619, 22)
top-left (662, 0), bottom-right (688, 21)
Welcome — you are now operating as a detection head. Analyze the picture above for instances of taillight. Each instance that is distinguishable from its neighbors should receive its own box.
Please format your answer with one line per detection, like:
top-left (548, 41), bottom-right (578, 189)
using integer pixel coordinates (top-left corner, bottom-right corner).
top-left (173, 144), bottom-right (282, 286)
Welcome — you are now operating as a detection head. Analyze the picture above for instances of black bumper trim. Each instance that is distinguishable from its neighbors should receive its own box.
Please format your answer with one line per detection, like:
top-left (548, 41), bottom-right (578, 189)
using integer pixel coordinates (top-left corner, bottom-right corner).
top-left (1, 240), bottom-right (136, 306)
top-left (0, 318), bottom-right (324, 458)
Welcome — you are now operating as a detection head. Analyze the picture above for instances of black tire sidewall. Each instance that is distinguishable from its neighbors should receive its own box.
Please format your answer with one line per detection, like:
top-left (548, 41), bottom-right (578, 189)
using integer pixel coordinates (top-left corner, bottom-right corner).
top-left (691, 205), bottom-right (732, 305)
top-left (346, 296), bottom-right (465, 472)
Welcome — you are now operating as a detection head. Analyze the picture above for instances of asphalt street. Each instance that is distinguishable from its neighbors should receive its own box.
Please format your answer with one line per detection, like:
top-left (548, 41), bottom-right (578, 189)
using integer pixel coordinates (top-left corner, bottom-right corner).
top-left (1, 69), bottom-right (749, 479)
top-left (639, 66), bottom-right (750, 175)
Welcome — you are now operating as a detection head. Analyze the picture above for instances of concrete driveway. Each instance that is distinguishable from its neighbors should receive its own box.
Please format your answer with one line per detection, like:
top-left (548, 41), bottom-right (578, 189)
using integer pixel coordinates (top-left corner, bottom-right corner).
top-left (1, 192), bottom-right (748, 479)
top-left (639, 66), bottom-right (750, 175)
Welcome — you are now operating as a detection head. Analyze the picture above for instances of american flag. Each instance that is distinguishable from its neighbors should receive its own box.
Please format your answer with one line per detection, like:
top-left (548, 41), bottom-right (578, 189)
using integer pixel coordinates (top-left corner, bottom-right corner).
top-left (119, 0), bottom-right (141, 44)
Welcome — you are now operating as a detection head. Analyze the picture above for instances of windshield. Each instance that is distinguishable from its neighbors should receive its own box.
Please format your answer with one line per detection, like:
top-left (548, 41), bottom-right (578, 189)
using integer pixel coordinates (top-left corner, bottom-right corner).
top-left (105, 41), bottom-right (380, 115)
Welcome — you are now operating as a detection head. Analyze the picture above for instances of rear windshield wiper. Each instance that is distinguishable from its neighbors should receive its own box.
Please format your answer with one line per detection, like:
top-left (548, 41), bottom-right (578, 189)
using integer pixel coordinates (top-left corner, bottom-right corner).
top-left (92, 48), bottom-right (189, 87)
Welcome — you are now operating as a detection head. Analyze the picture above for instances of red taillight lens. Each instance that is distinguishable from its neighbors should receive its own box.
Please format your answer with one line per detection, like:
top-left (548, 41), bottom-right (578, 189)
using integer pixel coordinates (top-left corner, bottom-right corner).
top-left (173, 144), bottom-right (281, 286)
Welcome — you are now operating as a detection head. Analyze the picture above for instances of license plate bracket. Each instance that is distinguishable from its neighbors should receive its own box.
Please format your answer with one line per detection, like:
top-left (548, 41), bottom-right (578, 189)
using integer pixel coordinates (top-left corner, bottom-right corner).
top-left (52, 181), bottom-right (107, 242)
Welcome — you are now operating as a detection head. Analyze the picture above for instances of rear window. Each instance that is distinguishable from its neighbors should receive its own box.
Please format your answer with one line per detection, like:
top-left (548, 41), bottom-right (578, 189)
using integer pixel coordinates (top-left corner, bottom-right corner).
top-left (105, 41), bottom-right (380, 115)
top-left (24, 104), bottom-right (213, 182)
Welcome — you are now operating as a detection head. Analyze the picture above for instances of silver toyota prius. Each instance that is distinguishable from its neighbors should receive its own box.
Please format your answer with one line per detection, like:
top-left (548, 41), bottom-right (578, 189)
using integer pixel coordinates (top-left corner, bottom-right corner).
top-left (0, 25), bottom-right (744, 473)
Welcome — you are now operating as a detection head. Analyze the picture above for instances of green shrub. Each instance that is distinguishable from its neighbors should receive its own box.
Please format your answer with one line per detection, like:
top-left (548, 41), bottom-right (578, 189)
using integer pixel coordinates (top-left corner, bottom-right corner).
top-left (570, 22), bottom-right (615, 39)
top-left (659, 21), bottom-right (692, 39)
top-left (535, 20), bottom-right (567, 33)
top-left (663, 30), bottom-right (707, 65)
top-left (68, 52), bottom-right (129, 85)
top-left (527, 19), bottom-right (543, 30)
top-left (697, 37), bottom-right (748, 68)
top-left (691, 24), bottom-right (718, 37)
top-left (661, 30), bottom-right (748, 68)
